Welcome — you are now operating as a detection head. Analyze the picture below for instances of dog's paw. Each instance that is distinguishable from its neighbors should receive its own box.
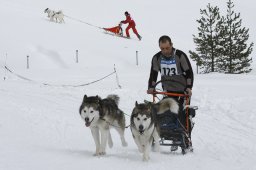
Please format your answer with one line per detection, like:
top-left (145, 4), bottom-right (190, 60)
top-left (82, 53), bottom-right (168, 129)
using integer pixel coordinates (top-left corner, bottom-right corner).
top-left (143, 155), bottom-right (150, 161)
top-left (99, 151), bottom-right (106, 155)
top-left (93, 151), bottom-right (106, 156)
top-left (93, 152), bottom-right (100, 156)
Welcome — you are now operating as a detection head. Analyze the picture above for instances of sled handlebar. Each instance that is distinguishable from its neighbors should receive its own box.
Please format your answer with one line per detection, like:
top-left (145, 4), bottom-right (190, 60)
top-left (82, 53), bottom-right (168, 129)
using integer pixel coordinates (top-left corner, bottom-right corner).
top-left (148, 90), bottom-right (190, 103)
top-left (148, 91), bottom-right (189, 97)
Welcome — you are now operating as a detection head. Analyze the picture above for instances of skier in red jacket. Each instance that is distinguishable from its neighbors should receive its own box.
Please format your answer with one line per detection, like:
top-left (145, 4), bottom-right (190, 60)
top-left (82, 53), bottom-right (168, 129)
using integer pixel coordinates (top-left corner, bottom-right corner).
top-left (121, 11), bottom-right (142, 40)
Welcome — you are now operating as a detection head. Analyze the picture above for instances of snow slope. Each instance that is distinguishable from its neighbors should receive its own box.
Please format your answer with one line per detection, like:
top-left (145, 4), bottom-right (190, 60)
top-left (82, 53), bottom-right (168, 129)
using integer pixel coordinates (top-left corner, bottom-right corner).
top-left (0, 0), bottom-right (256, 170)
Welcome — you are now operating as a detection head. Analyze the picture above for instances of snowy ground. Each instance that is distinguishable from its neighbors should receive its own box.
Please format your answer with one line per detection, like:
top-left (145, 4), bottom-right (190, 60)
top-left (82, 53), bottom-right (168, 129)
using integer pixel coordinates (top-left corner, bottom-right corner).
top-left (1, 0), bottom-right (256, 170)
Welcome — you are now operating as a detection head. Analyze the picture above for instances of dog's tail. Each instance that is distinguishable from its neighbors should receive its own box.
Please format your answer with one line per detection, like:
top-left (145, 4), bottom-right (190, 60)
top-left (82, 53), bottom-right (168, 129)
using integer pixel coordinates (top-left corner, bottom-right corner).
top-left (107, 94), bottom-right (120, 106)
top-left (56, 10), bottom-right (63, 14)
top-left (158, 98), bottom-right (179, 114)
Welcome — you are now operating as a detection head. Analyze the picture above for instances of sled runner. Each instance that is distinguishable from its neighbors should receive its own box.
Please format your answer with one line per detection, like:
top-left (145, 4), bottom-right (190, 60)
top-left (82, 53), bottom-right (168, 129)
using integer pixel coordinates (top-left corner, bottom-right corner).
top-left (149, 80), bottom-right (198, 154)
top-left (103, 31), bottom-right (140, 41)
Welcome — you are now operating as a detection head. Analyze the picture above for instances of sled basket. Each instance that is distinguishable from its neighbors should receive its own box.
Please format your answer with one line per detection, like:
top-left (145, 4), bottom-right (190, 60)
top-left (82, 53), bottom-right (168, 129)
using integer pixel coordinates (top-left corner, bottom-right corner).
top-left (103, 24), bottom-right (123, 36)
top-left (157, 111), bottom-right (179, 130)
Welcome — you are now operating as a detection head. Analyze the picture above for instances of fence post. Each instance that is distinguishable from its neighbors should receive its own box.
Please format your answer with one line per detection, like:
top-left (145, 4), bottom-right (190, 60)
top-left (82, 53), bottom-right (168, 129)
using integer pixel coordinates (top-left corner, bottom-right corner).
top-left (76, 50), bottom-right (78, 63)
top-left (4, 53), bottom-right (7, 80)
top-left (27, 55), bottom-right (29, 69)
top-left (196, 63), bottom-right (198, 74)
top-left (136, 51), bottom-right (138, 66)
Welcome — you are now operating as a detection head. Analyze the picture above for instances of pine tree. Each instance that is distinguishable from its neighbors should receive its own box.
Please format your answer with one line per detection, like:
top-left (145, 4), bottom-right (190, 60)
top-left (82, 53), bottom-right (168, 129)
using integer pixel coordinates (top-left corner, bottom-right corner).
top-left (220, 0), bottom-right (253, 73)
top-left (189, 4), bottom-right (223, 73)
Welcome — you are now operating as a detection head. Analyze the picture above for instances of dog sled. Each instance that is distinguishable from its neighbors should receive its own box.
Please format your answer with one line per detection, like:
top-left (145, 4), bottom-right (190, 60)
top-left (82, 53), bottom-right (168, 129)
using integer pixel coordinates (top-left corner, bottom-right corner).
top-left (103, 23), bottom-right (123, 36)
top-left (103, 24), bottom-right (141, 41)
top-left (149, 80), bottom-right (198, 154)
top-left (103, 23), bottom-right (138, 40)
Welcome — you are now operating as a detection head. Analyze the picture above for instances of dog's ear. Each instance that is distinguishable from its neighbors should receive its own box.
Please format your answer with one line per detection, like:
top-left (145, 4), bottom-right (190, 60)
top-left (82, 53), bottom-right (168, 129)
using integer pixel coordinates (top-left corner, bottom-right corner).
top-left (96, 95), bottom-right (100, 102)
top-left (144, 100), bottom-right (154, 104)
top-left (135, 101), bottom-right (139, 106)
top-left (96, 95), bottom-right (102, 105)
top-left (83, 95), bottom-right (87, 102)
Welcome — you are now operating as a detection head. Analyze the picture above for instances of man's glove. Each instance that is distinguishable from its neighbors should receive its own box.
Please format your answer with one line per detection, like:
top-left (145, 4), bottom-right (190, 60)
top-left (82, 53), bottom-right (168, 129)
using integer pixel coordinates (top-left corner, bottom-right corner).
top-left (147, 81), bottom-right (156, 94)
top-left (185, 88), bottom-right (192, 96)
top-left (147, 88), bottom-right (155, 94)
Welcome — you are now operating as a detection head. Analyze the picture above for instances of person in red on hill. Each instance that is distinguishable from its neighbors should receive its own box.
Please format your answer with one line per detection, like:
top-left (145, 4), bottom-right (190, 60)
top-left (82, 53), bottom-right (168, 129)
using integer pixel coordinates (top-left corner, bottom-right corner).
top-left (121, 11), bottom-right (142, 40)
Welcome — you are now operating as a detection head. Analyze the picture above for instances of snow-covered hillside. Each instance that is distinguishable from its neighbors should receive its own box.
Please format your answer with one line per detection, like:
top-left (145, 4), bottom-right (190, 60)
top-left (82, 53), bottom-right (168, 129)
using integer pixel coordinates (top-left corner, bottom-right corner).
top-left (0, 0), bottom-right (256, 170)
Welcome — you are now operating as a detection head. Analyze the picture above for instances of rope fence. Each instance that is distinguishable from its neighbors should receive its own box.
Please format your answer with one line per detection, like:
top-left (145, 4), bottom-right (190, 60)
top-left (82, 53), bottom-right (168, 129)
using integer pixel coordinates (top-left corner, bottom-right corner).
top-left (3, 65), bottom-right (121, 88)
top-left (2, 14), bottom-right (129, 88)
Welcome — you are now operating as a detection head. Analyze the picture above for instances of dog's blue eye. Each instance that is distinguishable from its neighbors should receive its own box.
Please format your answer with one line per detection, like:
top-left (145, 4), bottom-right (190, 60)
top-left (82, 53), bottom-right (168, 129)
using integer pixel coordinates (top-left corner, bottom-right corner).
top-left (90, 111), bottom-right (94, 113)
top-left (137, 117), bottom-right (140, 121)
top-left (83, 110), bottom-right (86, 113)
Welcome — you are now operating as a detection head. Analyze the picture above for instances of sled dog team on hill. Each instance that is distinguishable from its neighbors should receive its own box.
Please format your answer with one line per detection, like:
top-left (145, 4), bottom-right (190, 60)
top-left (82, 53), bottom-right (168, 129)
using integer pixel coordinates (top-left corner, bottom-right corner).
top-left (44, 9), bottom-right (141, 40)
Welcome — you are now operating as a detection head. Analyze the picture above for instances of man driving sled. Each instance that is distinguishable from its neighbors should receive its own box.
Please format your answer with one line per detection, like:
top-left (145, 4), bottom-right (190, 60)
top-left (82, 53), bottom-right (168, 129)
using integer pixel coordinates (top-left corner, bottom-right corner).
top-left (147, 35), bottom-right (194, 151)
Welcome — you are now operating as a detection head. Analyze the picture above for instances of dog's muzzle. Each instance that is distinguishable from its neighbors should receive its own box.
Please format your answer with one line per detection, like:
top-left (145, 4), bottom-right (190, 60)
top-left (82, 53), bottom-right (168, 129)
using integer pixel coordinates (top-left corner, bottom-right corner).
top-left (139, 130), bottom-right (144, 135)
top-left (139, 125), bottom-right (144, 135)
top-left (85, 117), bottom-right (94, 127)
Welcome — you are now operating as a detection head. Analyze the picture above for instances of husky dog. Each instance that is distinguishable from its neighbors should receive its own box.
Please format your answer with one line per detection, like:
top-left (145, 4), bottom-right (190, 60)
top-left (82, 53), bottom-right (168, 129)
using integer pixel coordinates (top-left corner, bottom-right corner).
top-left (44, 8), bottom-right (64, 23)
top-left (130, 101), bottom-right (159, 161)
top-left (79, 94), bottom-right (127, 156)
top-left (44, 8), bottom-right (53, 18)
top-left (52, 10), bottom-right (65, 23)
top-left (130, 97), bottom-right (179, 161)
top-left (44, 8), bottom-right (55, 21)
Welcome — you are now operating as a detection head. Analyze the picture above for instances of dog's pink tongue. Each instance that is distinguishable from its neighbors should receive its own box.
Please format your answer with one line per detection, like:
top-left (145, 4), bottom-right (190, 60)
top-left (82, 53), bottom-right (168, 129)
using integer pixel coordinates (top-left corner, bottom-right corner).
top-left (85, 122), bottom-right (90, 127)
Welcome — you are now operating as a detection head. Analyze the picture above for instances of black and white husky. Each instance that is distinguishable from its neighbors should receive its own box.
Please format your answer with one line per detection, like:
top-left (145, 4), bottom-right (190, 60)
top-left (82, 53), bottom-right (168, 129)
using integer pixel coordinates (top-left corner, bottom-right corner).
top-left (44, 8), bottom-right (64, 23)
top-left (79, 94), bottom-right (127, 156)
top-left (130, 102), bottom-right (159, 161)
top-left (130, 97), bottom-right (179, 161)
